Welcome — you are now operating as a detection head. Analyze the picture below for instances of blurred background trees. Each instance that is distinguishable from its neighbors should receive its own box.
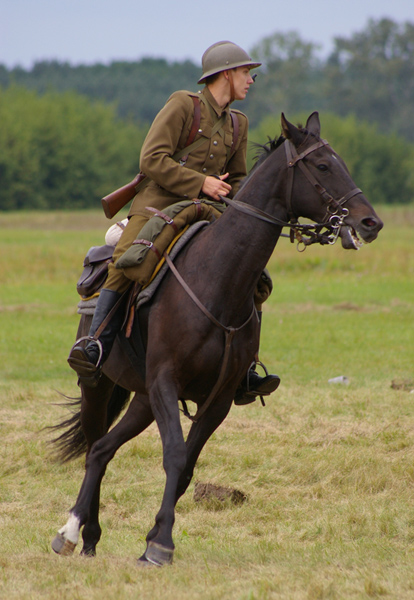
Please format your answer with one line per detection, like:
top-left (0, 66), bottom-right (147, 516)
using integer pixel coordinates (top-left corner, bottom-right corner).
top-left (0, 87), bottom-right (147, 209)
top-left (1, 17), bottom-right (413, 210)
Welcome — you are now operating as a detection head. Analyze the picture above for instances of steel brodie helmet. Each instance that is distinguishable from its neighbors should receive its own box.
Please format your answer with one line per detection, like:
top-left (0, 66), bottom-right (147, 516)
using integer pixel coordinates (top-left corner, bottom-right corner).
top-left (197, 41), bottom-right (261, 84)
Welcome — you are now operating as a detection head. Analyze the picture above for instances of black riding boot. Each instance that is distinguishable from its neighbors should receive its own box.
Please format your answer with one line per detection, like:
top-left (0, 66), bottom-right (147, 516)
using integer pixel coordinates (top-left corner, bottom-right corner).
top-left (68, 289), bottom-right (124, 387)
top-left (234, 311), bottom-right (281, 405)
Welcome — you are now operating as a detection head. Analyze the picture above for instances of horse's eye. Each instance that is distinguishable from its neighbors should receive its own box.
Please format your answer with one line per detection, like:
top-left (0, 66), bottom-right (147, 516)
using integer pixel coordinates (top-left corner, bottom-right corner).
top-left (317, 164), bottom-right (328, 172)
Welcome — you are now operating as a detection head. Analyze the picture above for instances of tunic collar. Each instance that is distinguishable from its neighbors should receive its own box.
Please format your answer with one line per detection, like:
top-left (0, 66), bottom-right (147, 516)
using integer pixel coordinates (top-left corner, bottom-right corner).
top-left (201, 86), bottom-right (230, 119)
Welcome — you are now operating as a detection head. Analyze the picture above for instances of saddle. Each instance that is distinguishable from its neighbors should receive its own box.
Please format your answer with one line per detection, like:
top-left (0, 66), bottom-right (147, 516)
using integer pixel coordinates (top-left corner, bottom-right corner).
top-left (76, 200), bottom-right (224, 300)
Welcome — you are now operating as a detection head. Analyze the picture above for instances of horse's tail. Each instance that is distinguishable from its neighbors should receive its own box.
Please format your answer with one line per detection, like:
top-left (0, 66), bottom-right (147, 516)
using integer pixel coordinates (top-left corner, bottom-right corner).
top-left (49, 384), bottom-right (131, 462)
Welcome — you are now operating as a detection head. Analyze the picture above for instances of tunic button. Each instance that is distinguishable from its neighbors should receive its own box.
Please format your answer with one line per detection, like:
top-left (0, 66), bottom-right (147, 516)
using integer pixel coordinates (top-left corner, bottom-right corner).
top-left (210, 154), bottom-right (214, 159)
top-left (202, 168), bottom-right (207, 173)
top-left (213, 140), bottom-right (218, 146)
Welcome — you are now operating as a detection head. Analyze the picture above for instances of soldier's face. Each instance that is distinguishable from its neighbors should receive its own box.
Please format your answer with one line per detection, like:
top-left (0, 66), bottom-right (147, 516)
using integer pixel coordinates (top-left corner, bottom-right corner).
top-left (231, 67), bottom-right (255, 100)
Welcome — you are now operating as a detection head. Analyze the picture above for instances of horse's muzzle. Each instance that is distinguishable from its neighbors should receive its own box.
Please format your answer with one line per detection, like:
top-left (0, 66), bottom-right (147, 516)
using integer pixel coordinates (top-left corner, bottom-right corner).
top-left (340, 212), bottom-right (383, 249)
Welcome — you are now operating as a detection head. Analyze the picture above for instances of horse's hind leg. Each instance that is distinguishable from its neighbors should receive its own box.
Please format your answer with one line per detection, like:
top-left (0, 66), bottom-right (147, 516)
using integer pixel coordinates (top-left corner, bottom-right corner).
top-left (79, 380), bottom-right (131, 555)
top-left (52, 375), bottom-right (116, 555)
top-left (53, 392), bottom-right (154, 556)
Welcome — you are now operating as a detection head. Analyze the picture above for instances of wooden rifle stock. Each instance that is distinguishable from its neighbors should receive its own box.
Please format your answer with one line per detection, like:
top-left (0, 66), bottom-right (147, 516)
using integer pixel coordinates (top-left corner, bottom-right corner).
top-left (101, 172), bottom-right (147, 219)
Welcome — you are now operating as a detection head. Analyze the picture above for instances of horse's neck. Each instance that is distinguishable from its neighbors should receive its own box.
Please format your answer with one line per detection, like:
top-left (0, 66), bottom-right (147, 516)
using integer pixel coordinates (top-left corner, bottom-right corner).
top-left (217, 150), bottom-right (287, 273)
top-left (188, 152), bottom-right (287, 316)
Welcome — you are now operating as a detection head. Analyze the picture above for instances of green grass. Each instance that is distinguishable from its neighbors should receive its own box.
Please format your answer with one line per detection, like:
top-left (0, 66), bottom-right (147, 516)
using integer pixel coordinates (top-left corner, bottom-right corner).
top-left (0, 206), bottom-right (414, 599)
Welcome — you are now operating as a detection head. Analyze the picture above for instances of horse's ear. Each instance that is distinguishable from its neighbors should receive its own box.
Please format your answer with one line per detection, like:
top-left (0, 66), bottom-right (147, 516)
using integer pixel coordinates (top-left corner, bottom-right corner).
top-left (281, 113), bottom-right (303, 147)
top-left (305, 112), bottom-right (320, 136)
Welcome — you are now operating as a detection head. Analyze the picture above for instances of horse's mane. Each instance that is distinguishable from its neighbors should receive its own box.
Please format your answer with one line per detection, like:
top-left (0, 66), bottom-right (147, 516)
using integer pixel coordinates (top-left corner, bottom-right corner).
top-left (239, 125), bottom-right (319, 189)
top-left (250, 125), bottom-right (319, 170)
top-left (250, 135), bottom-right (285, 169)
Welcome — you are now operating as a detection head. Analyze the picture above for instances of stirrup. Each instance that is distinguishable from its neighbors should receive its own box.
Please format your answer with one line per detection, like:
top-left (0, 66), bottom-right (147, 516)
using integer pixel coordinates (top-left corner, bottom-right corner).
top-left (234, 361), bottom-right (280, 406)
top-left (67, 337), bottom-right (103, 387)
top-left (68, 336), bottom-right (103, 367)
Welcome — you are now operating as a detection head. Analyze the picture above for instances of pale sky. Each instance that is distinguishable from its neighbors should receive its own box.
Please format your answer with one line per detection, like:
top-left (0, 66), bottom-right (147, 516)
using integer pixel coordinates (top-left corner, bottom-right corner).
top-left (1, 0), bottom-right (413, 69)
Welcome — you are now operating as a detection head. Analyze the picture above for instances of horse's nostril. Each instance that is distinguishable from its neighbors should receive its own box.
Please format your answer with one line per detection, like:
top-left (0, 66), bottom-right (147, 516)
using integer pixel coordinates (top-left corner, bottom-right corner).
top-left (362, 217), bottom-right (377, 228)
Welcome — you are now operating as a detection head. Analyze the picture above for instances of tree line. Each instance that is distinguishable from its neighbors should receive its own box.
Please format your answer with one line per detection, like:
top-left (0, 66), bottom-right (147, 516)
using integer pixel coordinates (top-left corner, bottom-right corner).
top-left (0, 17), bottom-right (413, 210)
top-left (2, 18), bottom-right (413, 140)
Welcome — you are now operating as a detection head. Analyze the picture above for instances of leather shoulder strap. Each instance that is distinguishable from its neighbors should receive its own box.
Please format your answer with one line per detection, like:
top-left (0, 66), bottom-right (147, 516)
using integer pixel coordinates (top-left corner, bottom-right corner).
top-left (230, 111), bottom-right (239, 154)
top-left (135, 94), bottom-right (201, 193)
top-left (186, 96), bottom-right (201, 147)
top-left (179, 96), bottom-right (201, 164)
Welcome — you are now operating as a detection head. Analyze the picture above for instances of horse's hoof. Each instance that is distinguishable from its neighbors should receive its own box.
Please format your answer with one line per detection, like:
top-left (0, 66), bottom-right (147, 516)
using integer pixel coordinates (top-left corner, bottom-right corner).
top-left (51, 532), bottom-right (77, 556)
top-left (136, 555), bottom-right (157, 568)
top-left (80, 547), bottom-right (96, 557)
top-left (144, 541), bottom-right (174, 566)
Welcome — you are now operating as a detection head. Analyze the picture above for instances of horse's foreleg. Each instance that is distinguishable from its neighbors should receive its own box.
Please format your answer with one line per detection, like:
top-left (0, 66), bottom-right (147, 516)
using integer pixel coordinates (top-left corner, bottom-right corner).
top-left (176, 396), bottom-right (233, 502)
top-left (52, 393), bottom-right (154, 556)
top-left (140, 394), bottom-right (233, 566)
top-left (141, 375), bottom-right (187, 567)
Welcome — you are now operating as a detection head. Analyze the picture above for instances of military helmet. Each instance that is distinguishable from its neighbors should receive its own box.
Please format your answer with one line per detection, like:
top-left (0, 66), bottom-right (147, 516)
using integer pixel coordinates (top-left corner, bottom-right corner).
top-left (197, 41), bottom-right (261, 84)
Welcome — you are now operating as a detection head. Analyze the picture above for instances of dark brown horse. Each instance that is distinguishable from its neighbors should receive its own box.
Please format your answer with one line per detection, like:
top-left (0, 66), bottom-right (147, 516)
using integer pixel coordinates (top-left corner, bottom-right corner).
top-left (51, 113), bottom-right (383, 565)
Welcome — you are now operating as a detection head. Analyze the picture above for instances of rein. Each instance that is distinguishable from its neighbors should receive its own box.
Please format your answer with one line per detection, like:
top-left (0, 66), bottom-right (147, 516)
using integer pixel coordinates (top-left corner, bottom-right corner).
top-left (163, 251), bottom-right (257, 422)
top-left (221, 138), bottom-right (362, 251)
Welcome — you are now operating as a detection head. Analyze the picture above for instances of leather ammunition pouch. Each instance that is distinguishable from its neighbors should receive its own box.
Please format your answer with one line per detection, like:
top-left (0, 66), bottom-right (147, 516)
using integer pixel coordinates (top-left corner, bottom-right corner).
top-left (76, 244), bottom-right (115, 298)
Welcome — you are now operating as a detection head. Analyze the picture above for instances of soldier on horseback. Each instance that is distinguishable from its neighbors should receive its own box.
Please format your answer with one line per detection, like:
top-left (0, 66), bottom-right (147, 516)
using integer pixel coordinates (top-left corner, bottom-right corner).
top-left (68, 40), bottom-right (280, 404)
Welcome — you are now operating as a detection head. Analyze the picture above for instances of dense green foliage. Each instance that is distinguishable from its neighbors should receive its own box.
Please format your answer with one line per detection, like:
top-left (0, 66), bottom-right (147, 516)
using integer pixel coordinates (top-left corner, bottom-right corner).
top-left (249, 19), bottom-right (414, 141)
top-left (0, 58), bottom-right (200, 127)
top-left (1, 17), bottom-right (414, 210)
top-left (323, 19), bottom-right (414, 141)
top-left (0, 87), bottom-right (147, 210)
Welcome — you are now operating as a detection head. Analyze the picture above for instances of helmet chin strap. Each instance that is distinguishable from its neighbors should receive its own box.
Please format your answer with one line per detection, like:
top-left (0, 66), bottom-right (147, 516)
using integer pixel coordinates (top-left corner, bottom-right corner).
top-left (227, 69), bottom-right (235, 104)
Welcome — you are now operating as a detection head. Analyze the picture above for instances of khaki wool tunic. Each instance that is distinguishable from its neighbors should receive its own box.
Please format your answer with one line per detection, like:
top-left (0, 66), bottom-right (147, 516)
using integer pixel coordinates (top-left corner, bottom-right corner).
top-left (106, 86), bottom-right (249, 292)
top-left (129, 85), bottom-right (249, 216)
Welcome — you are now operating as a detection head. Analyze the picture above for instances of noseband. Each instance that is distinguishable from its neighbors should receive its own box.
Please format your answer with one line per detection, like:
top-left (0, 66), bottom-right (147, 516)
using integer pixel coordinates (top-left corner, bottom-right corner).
top-left (221, 138), bottom-right (362, 251)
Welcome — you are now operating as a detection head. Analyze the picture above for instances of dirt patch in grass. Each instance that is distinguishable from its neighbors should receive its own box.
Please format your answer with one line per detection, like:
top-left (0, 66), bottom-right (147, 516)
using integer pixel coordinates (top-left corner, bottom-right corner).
top-left (391, 379), bottom-right (414, 392)
top-left (194, 482), bottom-right (247, 505)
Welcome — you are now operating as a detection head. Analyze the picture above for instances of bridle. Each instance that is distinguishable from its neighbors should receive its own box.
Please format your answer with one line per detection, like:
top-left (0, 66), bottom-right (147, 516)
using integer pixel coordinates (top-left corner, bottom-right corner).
top-left (221, 137), bottom-right (362, 251)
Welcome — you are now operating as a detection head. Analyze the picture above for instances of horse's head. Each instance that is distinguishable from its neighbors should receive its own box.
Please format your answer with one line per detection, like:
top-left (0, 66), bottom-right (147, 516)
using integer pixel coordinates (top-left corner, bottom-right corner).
top-left (281, 112), bottom-right (383, 249)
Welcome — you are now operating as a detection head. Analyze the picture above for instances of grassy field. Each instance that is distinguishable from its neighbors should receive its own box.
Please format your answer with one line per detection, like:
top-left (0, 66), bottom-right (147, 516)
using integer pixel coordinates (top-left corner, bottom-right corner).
top-left (0, 206), bottom-right (413, 599)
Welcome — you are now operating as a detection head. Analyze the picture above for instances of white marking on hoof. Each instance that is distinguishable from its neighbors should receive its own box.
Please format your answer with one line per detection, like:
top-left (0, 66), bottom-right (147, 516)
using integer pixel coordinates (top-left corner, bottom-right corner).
top-left (52, 533), bottom-right (77, 556)
top-left (58, 513), bottom-right (81, 545)
top-left (52, 513), bottom-right (81, 555)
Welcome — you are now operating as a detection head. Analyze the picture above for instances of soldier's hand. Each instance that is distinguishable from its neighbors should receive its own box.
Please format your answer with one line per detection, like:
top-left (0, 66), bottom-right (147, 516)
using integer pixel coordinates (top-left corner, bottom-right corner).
top-left (201, 173), bottom-right (232, 200)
